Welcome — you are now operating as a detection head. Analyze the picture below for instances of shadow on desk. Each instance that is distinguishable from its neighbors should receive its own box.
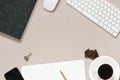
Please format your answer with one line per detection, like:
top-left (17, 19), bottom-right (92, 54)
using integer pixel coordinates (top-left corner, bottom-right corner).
top-left (0, 32), bottom-right (25, 43)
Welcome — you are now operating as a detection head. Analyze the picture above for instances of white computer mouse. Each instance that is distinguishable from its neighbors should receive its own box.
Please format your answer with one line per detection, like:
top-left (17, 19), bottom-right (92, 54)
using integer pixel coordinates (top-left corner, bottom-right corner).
top-left (43, 0), bottom-right (59, 12)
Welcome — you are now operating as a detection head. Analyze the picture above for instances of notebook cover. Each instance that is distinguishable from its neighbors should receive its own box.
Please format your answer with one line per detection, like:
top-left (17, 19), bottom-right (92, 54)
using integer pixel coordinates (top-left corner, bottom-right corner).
top-left (0, 0), bottom-right (36, 39)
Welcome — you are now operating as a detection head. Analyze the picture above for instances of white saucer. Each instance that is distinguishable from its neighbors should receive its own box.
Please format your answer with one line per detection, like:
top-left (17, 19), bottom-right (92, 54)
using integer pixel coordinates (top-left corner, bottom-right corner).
top-left (89, 56), bottom-right (120, 80)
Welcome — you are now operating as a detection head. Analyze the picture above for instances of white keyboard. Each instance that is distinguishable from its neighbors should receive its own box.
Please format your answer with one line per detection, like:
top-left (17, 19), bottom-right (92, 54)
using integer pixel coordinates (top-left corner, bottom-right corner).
top-left (66, 0), bottom-right (120, 37)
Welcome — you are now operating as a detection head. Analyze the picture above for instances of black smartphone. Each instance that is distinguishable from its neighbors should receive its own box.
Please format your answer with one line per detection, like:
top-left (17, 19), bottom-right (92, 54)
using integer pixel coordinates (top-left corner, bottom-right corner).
top-left (4, 67), bottom-right (24, 80)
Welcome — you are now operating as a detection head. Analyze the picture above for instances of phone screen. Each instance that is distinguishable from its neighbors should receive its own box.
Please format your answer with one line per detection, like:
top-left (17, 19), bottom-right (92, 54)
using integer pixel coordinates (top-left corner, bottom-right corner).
top-left (4, 67), bottom-right (24, 80)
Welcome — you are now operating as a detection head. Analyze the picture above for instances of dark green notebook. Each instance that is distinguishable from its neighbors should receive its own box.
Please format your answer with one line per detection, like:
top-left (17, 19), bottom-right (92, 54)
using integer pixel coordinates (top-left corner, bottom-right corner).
top-left (0, 0), bottom-right (36, 39)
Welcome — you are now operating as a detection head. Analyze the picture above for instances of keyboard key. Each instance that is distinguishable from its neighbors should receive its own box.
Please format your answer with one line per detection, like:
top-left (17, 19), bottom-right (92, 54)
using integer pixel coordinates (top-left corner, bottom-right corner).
top-left (111, 26), bottom-right (119, 33)
top-left (113, 32), bottom-right (117, 36)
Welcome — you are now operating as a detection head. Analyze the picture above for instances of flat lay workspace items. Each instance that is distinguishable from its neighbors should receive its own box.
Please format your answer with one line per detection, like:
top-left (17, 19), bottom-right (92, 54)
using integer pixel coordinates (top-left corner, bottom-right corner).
top-left (21, 60), bottom-right (86, 80)
top-left (89, 56), bottom-right (120, 80)
top-left (1, 0), bottom-right (120, 80)
top-left (0, 0), bottom-right (36, 39)
top-left (43, 0), bottom-right (59, 12)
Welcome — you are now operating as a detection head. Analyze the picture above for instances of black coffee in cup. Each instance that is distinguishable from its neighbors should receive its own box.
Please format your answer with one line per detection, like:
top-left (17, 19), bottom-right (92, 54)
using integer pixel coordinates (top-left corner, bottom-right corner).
top-left (98, 64), bottom-right (113, 79)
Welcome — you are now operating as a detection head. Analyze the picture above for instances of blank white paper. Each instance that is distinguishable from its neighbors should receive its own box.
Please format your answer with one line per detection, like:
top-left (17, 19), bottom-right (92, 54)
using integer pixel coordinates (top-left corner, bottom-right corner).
top-left (21, 60), bottom-right (86, 80)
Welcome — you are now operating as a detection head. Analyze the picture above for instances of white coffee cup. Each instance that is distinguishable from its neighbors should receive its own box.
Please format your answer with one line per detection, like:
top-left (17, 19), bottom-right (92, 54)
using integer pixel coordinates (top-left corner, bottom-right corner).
top-left (89, 56), bottom-right (120, 80)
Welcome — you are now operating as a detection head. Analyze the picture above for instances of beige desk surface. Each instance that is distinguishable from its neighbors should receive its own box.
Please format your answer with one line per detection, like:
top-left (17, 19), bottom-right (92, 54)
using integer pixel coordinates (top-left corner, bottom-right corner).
top-left (1, 0), bottom-right (120, 79)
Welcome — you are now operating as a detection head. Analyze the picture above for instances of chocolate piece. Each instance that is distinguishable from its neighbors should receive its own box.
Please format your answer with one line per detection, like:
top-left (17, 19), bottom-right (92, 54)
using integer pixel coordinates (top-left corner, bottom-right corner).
top-left (85, 49), bottom-right (99, 59)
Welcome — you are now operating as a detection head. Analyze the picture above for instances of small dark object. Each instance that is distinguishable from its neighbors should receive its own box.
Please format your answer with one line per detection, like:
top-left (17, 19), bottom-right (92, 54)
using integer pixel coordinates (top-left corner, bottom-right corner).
top-left (98, 64), bottom-right (113, 79)
top-left (4, 67), bottom-right (24, 80)
top-left (85, 49), bottom-right (99, 59)
top-left (24, 52), bottom-right (32, 62)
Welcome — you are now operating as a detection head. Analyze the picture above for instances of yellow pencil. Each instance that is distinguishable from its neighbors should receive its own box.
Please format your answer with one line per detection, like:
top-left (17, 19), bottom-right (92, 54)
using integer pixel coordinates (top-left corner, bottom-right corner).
top-left (60, 70), bottom-right (67, 80)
